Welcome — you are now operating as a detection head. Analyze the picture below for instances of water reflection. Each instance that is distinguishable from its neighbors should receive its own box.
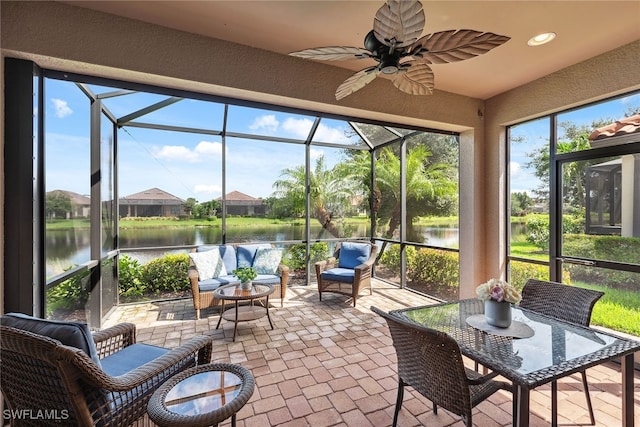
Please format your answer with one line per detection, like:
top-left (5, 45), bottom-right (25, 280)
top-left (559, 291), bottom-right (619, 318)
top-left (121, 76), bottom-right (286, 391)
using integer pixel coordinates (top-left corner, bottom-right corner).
top-left (45, 223), bottom-right (500, 278)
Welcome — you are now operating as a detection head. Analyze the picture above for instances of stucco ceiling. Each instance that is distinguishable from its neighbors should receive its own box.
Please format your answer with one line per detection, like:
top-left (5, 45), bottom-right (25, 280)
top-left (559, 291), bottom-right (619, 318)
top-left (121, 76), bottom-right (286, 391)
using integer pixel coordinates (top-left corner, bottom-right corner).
top-left (63, 1), bottom-right (640, 100)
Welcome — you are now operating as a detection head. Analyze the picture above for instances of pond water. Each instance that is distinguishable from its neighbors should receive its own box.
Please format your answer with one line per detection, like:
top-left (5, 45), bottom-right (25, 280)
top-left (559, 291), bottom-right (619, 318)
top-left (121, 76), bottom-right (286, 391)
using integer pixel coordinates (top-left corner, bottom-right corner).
top-left (46, 223), bottom-right (523, 277)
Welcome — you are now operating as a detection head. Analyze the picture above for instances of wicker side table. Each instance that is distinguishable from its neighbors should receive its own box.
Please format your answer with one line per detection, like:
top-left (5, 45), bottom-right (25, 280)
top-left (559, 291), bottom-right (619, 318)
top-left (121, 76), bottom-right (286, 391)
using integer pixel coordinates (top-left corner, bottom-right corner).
top-left (147, 363), bottom-right (254, 427)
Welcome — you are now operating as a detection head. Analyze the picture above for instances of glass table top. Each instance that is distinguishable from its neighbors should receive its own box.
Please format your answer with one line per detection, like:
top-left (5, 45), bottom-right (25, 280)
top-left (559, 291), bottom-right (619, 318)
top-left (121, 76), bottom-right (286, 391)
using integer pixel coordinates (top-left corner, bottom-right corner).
top-left (393, 299), bottom-right (640, 388)
top-left (165, 370), bottom-right (243, 416)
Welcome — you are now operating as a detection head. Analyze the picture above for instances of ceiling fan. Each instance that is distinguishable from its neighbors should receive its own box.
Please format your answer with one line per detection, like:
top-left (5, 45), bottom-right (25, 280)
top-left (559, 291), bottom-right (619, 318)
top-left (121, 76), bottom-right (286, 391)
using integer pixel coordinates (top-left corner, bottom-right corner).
top-left (290, 0), bottom-right (510, 100)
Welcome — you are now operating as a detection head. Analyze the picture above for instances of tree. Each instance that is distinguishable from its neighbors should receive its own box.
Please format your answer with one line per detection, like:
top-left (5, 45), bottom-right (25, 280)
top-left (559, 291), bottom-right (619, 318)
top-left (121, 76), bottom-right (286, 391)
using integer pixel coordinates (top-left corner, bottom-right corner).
top-left (193, 199), bottom-right (220, 218)
top-left (45, 191), bottom-right (72, 220)
top-left (183, 197), bottom-right (197, 217)
top-left (272, 156), bottom-right (356, 238)
top-left (511, 191), bottom-right (533, 216)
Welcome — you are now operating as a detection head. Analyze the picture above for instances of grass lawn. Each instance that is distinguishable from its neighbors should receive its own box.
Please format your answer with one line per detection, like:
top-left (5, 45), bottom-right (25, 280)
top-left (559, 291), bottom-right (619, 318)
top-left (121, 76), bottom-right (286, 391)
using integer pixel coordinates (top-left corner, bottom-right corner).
top-left (578, 282), bottom-right (640, 336)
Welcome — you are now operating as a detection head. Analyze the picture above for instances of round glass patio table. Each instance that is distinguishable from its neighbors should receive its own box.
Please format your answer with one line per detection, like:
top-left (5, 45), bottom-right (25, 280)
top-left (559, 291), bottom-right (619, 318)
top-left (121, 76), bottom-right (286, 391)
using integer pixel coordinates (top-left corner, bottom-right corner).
top-left (147, 363), bottom-right (255, 427)
top-left (214, 283), bottom-right (274, 341)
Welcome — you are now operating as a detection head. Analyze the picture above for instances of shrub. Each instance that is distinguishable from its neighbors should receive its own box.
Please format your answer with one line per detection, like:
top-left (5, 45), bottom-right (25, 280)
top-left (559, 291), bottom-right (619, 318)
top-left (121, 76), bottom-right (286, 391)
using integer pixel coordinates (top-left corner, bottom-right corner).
top-left (408, 248), bottom-right (459, 292)
top-left (118, 255), bottom-right (146, 298)
top-left (141, 253), bottom-right (191, 293)
top-left (46, 269), bottom-right (90, 317)
top-left (282, 242), bottom-right (329, 271)
top-left (378, 244), bottom-right (416, 276)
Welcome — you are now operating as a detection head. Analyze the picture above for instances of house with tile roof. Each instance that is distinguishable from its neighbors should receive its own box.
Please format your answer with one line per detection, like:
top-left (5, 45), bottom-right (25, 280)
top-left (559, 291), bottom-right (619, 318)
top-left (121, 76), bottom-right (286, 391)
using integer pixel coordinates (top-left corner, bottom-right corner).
top-left (119, 188), bottom-right (185, 218)
top-left (46, 190), bottom-right (91, 219)
top-left (587, 115), bottom-right (640, 237)
top-left (217, 191), bottom-right (267, 217)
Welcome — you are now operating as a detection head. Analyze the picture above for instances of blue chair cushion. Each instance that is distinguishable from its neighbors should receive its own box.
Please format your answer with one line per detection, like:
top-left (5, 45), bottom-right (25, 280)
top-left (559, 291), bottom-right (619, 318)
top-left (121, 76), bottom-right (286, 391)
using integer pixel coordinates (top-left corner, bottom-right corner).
top-left (199, 275), bottom-right (240, 292)
top-left (338, 242), bottom-right (371, 269)
top-left (321, 268), bottom-right (355, 283)
top-left (100, 343), bottom-right (169, 377)
top-left (237, 244), bottom-right (271, 268)
top-left (0, 313), bottom-right (102, 367)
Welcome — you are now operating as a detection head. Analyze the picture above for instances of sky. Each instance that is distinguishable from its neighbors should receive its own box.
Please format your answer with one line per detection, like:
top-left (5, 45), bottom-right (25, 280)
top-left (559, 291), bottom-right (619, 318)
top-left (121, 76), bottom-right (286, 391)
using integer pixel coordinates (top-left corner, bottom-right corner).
top-left (509, 93), bottom-right (640, 196)
top-left (44, 79), bottom-right (365, 201)
top-left (44, 78), bottom-right (639, 202)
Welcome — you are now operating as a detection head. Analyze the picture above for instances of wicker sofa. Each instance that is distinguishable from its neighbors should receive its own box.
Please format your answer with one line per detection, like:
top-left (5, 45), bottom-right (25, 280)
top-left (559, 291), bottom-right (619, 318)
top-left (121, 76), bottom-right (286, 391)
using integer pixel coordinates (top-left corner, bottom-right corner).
top-left (188, 243), bottom-right (289, 319)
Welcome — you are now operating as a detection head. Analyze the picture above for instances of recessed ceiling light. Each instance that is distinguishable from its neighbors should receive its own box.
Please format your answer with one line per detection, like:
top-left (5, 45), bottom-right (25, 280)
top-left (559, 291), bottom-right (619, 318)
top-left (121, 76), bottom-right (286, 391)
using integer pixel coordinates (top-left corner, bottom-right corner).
top-left (528, 32), bottom-right (556, 46)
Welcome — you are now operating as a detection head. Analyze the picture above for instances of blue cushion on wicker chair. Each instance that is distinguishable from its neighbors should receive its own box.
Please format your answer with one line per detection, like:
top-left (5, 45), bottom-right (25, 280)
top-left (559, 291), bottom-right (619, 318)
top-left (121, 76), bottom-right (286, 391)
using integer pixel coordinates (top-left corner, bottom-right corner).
top-left (338, 242), bottom-right (372, 269)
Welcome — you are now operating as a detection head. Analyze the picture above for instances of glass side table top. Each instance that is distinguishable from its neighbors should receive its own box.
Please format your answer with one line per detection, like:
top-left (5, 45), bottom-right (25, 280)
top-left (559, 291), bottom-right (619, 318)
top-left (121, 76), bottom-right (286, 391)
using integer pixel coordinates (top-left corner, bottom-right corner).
top-left (214, 283), bottom-right (274, 300)
top-left (148, 363), bottom-right (255, 427)
top-left (165, 369), bottom-right (243, 415)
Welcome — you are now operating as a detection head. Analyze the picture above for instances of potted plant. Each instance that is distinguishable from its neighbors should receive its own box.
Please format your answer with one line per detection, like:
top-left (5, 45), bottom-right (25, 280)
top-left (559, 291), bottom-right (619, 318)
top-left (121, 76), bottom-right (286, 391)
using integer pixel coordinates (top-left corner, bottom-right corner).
top-left (476, 278), bottom-right (522, 328)
top-left (233, 267), bottom-right (257, 290)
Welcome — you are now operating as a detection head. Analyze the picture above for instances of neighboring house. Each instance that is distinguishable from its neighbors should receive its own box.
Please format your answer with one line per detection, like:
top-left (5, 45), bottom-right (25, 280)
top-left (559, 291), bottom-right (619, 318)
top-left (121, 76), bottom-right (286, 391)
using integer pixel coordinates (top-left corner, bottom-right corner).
top-left (119, 188), bottom-right (185, 218)
top-left (218, 191), bottom-right (267, 216)
top-left (46, 190), bottom-right (90, 218)
top-left (588, 114), bottom-right (640, 237)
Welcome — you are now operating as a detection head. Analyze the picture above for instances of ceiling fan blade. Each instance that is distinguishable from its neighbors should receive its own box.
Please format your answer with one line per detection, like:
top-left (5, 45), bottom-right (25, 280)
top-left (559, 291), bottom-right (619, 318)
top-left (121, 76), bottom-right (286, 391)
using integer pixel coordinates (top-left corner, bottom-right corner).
top-left (411, 29), bottom-right (510, 64)
top-left (374, 0), bottom-right (425, 48)
top-left (335, 67), bottom-right (380, 100)
top-left (392, 63), bottom-right (434, 95)
top-left (289, 46), bottom-right (372, 61)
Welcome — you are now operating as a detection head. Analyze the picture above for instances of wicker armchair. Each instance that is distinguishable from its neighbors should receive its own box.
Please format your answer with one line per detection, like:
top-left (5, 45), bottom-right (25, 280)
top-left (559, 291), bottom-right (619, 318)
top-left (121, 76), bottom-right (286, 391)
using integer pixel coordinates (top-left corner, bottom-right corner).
top-left (519, 278), bottom-right (604, 426)
top-left (316, 241), bottom-right (377, 307)
top-left (0, 314), bottom-right (212, 427)
top-left (371, 306), bottom-right (513, 427)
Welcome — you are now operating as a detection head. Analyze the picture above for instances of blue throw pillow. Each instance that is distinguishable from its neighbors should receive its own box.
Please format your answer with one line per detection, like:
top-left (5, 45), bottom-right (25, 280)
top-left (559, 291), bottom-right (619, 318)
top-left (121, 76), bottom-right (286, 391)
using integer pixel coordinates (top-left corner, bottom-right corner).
top-left (253, 247), bottom-right (283, 274)
top-left (338, 242), bottom-right (371, 269)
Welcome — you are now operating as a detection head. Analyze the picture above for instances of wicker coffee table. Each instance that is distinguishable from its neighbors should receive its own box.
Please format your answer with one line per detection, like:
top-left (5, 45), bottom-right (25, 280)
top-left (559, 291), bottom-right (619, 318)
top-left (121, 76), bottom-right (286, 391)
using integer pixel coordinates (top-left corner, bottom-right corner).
top-left (214, 283), bottom-right (274, 341)
top-left (147, 363), bottom-right (254, 427)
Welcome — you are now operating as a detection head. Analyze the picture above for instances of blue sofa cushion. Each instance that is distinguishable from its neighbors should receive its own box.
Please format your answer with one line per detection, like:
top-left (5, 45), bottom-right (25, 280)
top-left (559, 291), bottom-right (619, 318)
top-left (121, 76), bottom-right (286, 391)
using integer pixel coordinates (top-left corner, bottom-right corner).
top-left (252, 274), bottom-right (281, 285)
top-left (321, 268), bottom-right (355, 283)
top-left (0, 313), bottom-right (101, 367)
top-left (199, 275), bottom-right (240, 292)
top-left (100, 343), bottom-right (169, 377)
top-left (237, 244), bottom-right (271, 268)
top-left (338, 242), bottom-right (371, 269)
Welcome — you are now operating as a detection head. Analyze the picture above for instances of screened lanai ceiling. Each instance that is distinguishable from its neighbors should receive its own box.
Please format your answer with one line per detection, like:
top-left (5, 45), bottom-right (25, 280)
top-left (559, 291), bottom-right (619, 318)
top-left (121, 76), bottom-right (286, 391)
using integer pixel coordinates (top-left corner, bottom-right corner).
top-left (63, 1), bottom-right (640, 100)
top-left (87, 83), bottom-right (424, 149)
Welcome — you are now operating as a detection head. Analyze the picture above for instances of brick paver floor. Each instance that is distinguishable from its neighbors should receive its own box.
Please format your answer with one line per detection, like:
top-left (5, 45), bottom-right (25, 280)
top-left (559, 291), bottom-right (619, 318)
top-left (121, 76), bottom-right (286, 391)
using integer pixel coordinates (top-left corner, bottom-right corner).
top-left (104, 280), bottom-right (640, 426)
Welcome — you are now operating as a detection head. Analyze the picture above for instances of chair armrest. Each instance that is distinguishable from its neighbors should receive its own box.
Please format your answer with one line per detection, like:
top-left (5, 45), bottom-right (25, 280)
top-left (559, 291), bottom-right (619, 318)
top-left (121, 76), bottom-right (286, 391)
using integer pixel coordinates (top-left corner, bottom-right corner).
top-left (74, 335), bottom-right (213, 391)
top-left (316, 257), bottom-right (336, 271)
top-left (279, 263), bottom-right (290, 284)
top-left (93, 323), bottom-right (136, 358)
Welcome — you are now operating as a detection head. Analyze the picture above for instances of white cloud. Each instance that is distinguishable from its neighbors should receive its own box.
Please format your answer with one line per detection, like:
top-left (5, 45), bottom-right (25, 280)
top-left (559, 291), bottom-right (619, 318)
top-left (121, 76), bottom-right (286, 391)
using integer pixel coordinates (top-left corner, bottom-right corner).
top-left (315, 123), bottom-right (351, 144)
top-left (194, 140), bottom-right (223, 156)
top-left (249, 114), bottom-right (279, 132)
top-left (282, 117), bottom-right (313, 139)
top-left (509, 161), bottom-right (521, 175)
top-left (51, 98), bottom-right (72, 118)
top-left (310, 148), bottom-right (324, 160)
top-left (154, 140), bottom-right (222, 163)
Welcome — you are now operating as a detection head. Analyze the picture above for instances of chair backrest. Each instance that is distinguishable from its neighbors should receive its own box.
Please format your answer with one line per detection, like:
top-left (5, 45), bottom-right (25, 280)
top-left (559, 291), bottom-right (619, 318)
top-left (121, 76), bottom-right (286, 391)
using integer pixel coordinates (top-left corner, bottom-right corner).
top-left (371, 306), bottom-right (473, 421)
top-left (0, 324), bottom-right (99, 426)
top-left (335, 241), bottom-right (377, 269)
top-left (519, 279), bottom-right (604, 326)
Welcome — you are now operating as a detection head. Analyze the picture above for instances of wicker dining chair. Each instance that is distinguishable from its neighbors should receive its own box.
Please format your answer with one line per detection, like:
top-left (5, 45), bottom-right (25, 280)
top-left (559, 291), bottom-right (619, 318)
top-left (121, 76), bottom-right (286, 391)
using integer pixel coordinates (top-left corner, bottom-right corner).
top-left (519, 278), bottom-right (604, 426)
top-left (371, 306), bottom-right (514, 427)
top-left (0, 314), bottom-right (212, 427)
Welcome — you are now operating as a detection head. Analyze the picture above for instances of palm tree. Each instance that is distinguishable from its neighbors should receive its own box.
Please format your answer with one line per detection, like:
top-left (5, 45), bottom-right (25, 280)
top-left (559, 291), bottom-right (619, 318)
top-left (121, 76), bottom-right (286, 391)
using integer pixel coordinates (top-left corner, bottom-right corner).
top-left (272, 156), bottom-right (355, 238)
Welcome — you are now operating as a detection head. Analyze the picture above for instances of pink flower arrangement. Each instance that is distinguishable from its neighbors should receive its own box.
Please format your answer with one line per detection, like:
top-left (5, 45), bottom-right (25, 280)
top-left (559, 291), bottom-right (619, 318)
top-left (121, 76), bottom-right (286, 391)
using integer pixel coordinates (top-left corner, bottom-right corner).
top-left (476, 278), bottom-right (522, 304)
